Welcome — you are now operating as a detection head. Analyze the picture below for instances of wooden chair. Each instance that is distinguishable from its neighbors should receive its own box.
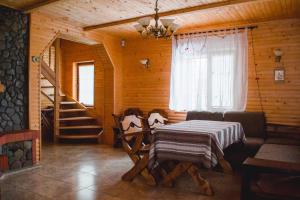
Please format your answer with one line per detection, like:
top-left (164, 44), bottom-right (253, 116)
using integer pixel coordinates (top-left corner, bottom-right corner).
top-left (147, 109), bottom-right (168, 134)
top-left (112, 108), bottom-right (156, 185)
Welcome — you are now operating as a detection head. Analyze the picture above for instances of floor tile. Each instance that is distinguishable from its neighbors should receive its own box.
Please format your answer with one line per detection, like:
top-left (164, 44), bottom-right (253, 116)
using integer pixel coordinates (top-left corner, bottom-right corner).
top-left (0, 143), bottom-right (241, 200)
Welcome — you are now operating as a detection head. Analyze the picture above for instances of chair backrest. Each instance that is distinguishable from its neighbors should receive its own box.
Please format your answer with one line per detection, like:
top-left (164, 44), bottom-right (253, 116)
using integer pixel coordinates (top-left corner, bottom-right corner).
top-left (121, 115), bottom-right (143, 136)
top-left (112, 114), bottom-right (146, 160)
top-left (147, 109), bottom-right (168, 131)
top-left (123, 108), bottom-right (143, 117)
top-left (112, 108), bottom-right (145, 151)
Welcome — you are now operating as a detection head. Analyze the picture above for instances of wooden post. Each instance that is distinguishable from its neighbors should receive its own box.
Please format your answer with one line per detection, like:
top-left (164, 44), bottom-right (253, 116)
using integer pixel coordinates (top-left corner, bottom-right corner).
top-left (54, 39), bottom-right (61, 142)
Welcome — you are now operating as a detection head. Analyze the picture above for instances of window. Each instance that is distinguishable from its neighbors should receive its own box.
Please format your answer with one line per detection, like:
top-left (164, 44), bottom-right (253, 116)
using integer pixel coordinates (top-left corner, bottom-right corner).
top-left (210, 52), bottom-right (234, 109)
top-left (169, 30), bottom-right (248, 112)
top-left (77, 62), bottom-right (94, 106)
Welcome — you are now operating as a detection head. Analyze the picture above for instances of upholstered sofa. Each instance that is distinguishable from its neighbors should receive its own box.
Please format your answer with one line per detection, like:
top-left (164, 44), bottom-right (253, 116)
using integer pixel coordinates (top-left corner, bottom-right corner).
top-left (186, 111), bottom-right (266, 154)
top-left (223, 112), bottom-right (266, 157)
top-left (185, 111), bottom-right (300, 168)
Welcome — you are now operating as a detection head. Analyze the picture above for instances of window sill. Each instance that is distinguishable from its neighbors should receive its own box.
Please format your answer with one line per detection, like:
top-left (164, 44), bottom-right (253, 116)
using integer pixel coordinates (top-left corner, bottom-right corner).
top-left (84, 105), bottom-right (95, 109)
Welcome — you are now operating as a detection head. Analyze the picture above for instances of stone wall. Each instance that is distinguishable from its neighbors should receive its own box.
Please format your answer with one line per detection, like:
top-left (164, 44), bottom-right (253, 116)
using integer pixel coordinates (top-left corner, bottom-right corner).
top-left (0, 6), bottom-right (29, 132)
top-left (2, 140), bottom-right (33, 170)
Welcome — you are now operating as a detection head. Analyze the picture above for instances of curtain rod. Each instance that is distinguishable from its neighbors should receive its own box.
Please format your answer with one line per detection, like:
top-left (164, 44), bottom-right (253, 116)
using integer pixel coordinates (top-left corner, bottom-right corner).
top-left (174, 25), bottom-right (258, 36)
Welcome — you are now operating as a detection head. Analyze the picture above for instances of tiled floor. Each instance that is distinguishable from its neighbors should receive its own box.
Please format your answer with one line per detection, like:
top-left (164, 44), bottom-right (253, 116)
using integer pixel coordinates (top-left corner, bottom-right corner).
top-left (0, 144), bottom-right (241, 200)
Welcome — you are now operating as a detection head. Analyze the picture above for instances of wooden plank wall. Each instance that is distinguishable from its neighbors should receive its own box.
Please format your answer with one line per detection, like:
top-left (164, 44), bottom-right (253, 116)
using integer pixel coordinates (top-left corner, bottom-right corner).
top-left (29, 11), bottom-right (299, 151)
top-left (121, 18), bottom-right (300, 126)
top-left (29, 12), bottom-right (123, 147)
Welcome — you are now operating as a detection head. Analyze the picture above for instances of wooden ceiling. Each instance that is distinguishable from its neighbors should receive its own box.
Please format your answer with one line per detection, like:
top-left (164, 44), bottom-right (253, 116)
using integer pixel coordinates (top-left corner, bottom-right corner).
top-left (1, 0), bottom-right (299, 38)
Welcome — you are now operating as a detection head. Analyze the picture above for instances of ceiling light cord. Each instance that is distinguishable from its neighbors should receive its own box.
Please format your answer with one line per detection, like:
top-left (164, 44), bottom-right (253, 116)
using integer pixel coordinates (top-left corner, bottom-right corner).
top-left (250, 29), bottom-right (264, 112)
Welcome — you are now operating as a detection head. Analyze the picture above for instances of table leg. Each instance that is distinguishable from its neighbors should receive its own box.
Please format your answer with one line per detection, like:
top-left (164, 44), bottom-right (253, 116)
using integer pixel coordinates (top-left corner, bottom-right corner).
top-left (187, 165), bottom-right (214, 196)
top-left (161, 162), bottom-right (192, 187)
top-left (161, 162), bottom-right (213, 196)
top-left (218, 157), bottom-right (232, 174)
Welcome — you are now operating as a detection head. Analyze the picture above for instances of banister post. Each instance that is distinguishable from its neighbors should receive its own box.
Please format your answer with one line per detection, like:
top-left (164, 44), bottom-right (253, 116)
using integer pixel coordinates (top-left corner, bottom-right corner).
top-left (54, 39), bottom-right (61, 143)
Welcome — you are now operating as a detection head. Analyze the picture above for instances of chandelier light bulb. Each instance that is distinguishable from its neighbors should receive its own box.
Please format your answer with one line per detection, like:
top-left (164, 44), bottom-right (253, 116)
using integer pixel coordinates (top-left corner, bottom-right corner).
top-left (137, 17), bottom-right (152, 28)
top-left (160, 19), bottom-right (175, 28)
top-left (273, 48), bottom-right (283, 57)
top-left (134, 24), bottom-right (144, 33)
top-left (134, 0), bottom-right (179, 39)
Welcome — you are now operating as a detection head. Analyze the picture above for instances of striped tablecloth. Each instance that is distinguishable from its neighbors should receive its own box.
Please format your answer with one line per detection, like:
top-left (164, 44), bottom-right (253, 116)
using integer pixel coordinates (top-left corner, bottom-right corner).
top-left (149, 120), bottom-right (245, 169)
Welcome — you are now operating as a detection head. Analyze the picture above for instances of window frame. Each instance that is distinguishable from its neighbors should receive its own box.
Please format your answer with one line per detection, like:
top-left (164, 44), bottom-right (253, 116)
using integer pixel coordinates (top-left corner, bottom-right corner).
top-left (208, 50), bottom-right (235, 111)
top-left (187, 49), bottom-right (235, 111)
top-left (77, 62), bottom-right (95, 107)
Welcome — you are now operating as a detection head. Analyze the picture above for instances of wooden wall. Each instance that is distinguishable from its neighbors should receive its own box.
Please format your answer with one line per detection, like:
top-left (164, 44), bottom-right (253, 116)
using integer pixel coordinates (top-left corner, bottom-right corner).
top-left (29, 11), bottom-right (300, 152)
top-left (121, 18), bottom-right (300, 126)
top-left (29, 12), bottom-right (123, 147)
top-left (60, 40), bottom-right (114, 144)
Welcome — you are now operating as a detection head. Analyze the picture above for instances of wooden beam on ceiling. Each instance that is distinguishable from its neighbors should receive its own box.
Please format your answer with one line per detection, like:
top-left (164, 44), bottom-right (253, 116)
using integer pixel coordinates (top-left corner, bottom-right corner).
top-left (83, 0), bottom-right (262, 31)
top-left (0, 2), bottom-right (19, 10)
top-left (22, 0), bottom-right (62, 13)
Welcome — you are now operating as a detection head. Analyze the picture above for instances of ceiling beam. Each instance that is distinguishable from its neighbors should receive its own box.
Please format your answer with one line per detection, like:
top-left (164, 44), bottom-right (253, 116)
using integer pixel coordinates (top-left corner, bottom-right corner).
top-left (83, 0), bottom-right (261, 31)
top-left (22, 0), bottom-right (62, 13)
top-left (0, 2), bottom-right (19, 10)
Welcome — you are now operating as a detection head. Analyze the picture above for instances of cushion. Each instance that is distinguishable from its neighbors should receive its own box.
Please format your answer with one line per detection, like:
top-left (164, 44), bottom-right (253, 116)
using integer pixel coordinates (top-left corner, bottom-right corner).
top-left (255, 144), bottom-right (300, 163)
top-left (224, 112), bottom-right (266, 138)
top-left (266, 137), bottom-right (300, 146)
top-left (186, 111), bottom-right (223, 121)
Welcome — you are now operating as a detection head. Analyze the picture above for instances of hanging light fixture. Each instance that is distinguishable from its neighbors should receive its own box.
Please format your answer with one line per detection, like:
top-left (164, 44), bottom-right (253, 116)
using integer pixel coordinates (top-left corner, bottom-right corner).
top-left (134, 0), bottom-right (179, 39)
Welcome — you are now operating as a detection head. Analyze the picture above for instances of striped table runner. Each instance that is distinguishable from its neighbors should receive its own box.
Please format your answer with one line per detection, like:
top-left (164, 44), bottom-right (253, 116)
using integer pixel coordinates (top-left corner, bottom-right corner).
top-left (149, 120), bottom-right (245, 169)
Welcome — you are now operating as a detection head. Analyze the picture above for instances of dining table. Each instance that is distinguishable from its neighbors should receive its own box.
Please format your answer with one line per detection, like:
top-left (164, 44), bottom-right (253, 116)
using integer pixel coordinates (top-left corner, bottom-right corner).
top-left (148, 120), bottom-right (246, 195)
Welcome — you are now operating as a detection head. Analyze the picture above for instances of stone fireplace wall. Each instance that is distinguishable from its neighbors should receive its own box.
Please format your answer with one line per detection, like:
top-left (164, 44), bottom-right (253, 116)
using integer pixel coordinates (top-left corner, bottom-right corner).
top-left (0, 6), bottom-right (29, 132)
top-left (2, 140), bottom-right (33, 170)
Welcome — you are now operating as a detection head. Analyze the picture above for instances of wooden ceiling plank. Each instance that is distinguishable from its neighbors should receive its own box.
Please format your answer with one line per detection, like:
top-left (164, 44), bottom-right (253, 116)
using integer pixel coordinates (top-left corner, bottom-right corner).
top-left (83, 0), bottom-right (264, 31)
top-left (23, 0), bottom-right (62, 13)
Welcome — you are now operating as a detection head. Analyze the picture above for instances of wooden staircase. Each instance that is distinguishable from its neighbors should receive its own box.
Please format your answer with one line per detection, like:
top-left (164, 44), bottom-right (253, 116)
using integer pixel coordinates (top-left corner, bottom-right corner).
top-left (58, 97), bottom-right (103, 140)
top-left (41, 39), bottom-right (103, 142)
top-left (41, 75), bottom-right (55, 103)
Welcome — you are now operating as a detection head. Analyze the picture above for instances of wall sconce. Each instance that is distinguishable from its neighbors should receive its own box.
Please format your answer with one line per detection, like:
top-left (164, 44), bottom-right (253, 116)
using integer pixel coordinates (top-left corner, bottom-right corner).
top-left (0, 82), bottom-right (5, 93)
top-left (273, 48), bottom-right (283, 62)
top-left (120, 39), bottom-right (126, 47)
top-left (140, 58), bottom-right (150, 69)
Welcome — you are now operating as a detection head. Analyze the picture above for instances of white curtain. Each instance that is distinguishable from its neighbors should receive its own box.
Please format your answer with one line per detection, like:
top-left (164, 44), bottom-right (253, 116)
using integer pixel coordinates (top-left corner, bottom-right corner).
top-left (169, 29), bottom-right (248, 112)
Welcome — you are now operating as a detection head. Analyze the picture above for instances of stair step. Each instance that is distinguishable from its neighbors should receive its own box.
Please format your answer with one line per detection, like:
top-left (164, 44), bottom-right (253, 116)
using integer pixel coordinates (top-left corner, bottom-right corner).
top-left (58, 134), bottom-right (100, 139)
top-left (59, 109), bottom-right (86, 113)
top-left (59, 116), bottom-right (95, 121)
top-left (60, 101), bottom-right (77, 105)
top-left (59, 125), bottom-right (102, 130)
top-left (41, 86), bottom-right (54, 89)
top-left (42, 108), bottom-right (53, 112)
top-left (49, 94), bottom-right (66, 97)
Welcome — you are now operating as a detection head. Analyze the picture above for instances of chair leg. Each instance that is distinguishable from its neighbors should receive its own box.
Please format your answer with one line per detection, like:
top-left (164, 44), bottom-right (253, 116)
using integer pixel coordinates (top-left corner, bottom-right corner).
top-left (122, 154), bottom-right (156, 186)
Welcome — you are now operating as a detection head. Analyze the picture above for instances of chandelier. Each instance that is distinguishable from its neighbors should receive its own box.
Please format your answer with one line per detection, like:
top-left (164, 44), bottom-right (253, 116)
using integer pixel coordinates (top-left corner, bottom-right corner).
top-left (134, 0), bottom-right (179, 39)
